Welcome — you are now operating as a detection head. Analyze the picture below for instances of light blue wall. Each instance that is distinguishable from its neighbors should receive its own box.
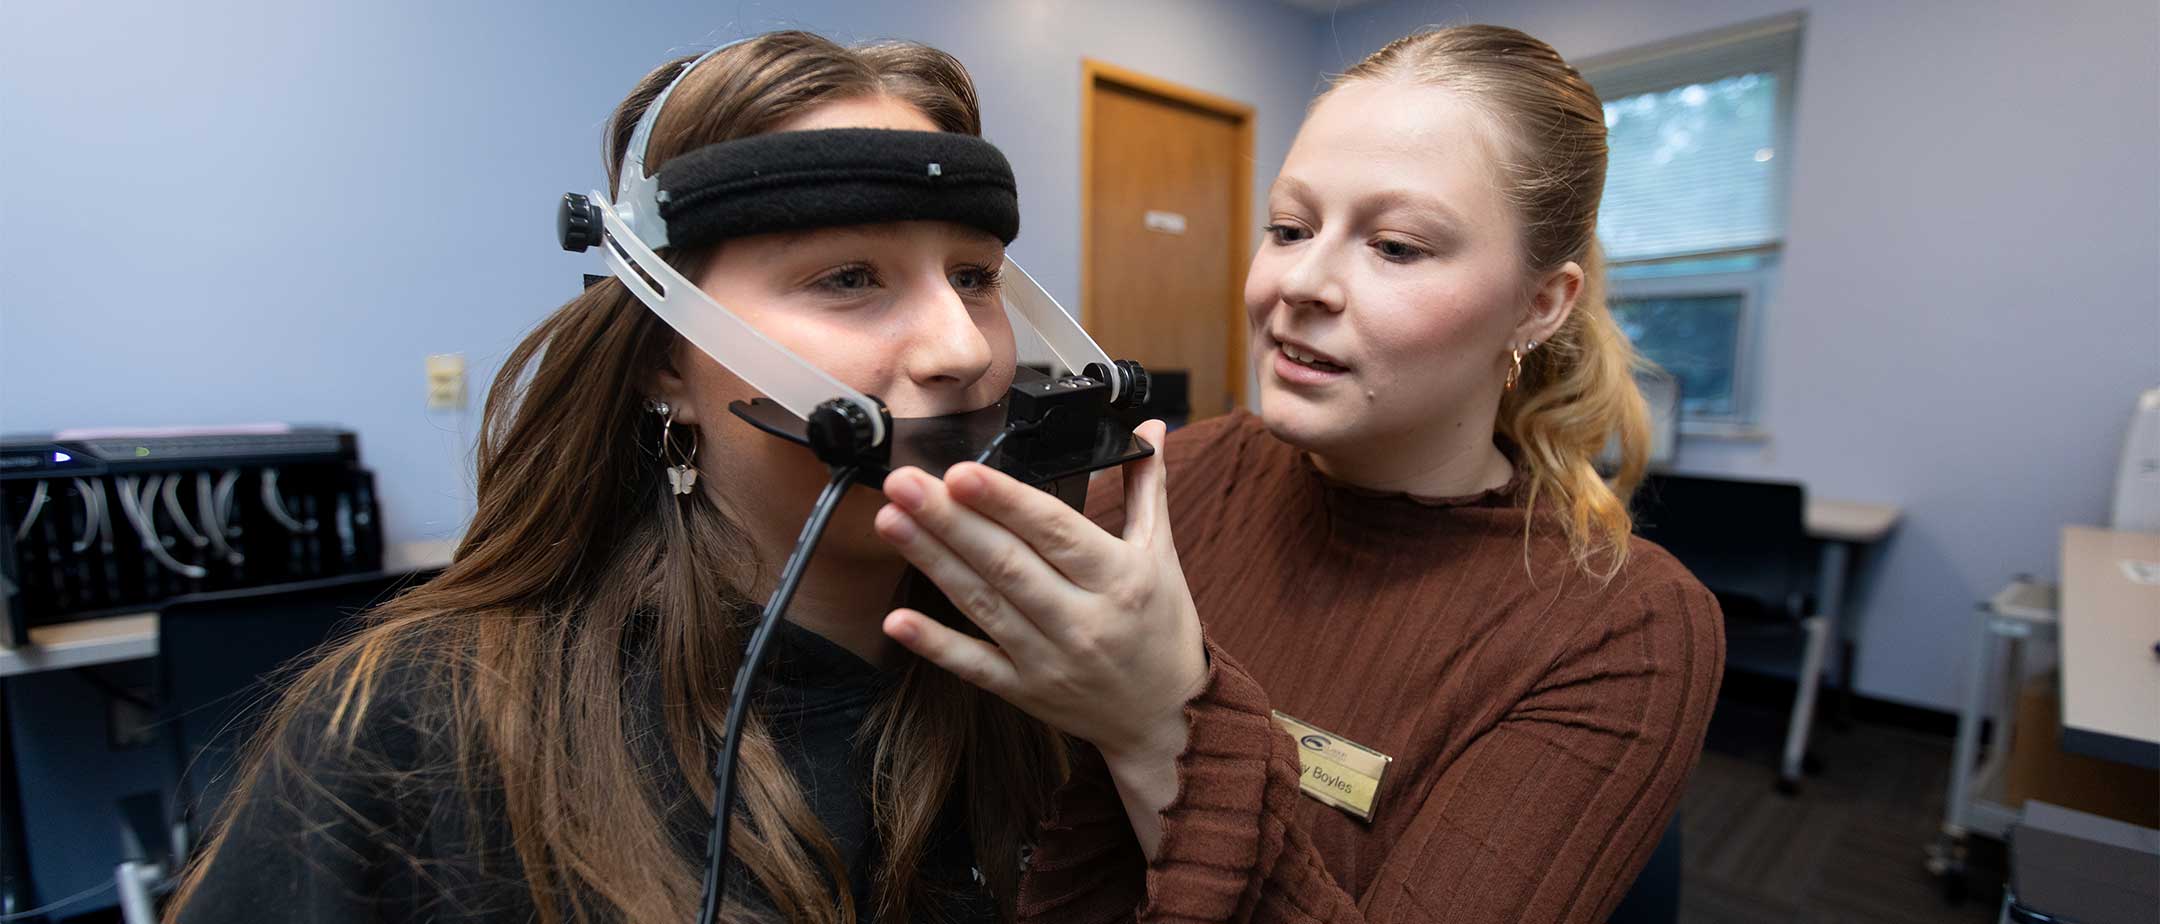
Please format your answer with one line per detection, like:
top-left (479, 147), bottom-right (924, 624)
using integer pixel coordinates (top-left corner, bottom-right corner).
top-left (0, 0), bottom-right (1325, 543)
top-left (1321, 0), bottom-right (2160, 711)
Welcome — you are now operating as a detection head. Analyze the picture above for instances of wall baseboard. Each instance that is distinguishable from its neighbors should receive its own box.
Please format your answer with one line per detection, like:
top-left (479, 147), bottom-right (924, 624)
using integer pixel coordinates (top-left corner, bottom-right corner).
top-left (1719, 666), bottom-right (1971, 740)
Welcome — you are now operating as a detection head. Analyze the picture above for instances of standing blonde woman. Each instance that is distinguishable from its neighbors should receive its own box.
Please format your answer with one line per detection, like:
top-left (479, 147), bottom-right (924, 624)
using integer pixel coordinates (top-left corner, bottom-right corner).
top-left (875, 26), bottom-right (1725, 922)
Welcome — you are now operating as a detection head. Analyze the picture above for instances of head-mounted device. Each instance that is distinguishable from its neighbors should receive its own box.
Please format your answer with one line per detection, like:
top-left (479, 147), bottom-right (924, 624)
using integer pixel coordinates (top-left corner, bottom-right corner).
top-left (557, 47), bottom-right (1151, 504)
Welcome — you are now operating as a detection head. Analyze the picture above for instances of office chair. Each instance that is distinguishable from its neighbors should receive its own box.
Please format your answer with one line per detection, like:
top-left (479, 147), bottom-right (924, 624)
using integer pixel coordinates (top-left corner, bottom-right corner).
top-left (113, 569), bottom-right (437, 923)
top-left (1634, 473), bottom-right (1822, 793)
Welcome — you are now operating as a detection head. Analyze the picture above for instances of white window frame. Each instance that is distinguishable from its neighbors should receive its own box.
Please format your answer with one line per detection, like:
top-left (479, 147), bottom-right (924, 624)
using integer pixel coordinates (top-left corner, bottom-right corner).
top-left (1582, 13), bottom-right (1803, 435)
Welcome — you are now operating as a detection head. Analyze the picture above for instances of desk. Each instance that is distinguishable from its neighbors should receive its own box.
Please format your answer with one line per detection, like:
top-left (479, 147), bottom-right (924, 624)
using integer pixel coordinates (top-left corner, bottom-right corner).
top-left (1807, 499), bottom-right (1903, 544)
top-left (0, 539), bottom-right (456, 678)
top-left (0, 539), bottom-right (456, 916)
top-left (1777, 498), bottom-right (1902, 787)
top-left (2058, 526), bottom-right (2160, 768)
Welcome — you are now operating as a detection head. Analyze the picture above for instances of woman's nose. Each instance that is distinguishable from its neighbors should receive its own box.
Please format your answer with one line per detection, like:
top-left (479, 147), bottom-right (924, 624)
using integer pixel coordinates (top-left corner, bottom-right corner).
top-left (900, 283), bottom-right (995, 398)
top-left (1273, 239), bottom-right (1346, 315)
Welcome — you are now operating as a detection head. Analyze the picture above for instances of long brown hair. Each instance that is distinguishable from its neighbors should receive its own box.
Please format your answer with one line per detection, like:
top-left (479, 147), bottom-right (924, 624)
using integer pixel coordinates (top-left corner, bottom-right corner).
top-left (1336, 26), bottom-right (1651, 577)
top-left (170, 31), bottom-right (1064, 924)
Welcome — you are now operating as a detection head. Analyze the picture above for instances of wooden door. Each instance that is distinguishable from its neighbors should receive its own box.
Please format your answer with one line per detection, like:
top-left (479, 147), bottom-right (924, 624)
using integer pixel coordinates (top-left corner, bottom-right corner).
top-left (1082, 61), bottom-right (1253, 420)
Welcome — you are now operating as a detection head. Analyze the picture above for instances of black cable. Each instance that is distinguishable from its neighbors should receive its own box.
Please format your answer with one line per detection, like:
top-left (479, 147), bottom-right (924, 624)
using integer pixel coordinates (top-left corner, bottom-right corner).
top-left (696, 465), bottom-right (857, 924)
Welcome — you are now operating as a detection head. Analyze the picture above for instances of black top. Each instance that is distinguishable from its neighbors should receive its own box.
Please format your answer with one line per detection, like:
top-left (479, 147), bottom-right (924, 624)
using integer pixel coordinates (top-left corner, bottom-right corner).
top-left (175, 620), bottom-right (993, 922)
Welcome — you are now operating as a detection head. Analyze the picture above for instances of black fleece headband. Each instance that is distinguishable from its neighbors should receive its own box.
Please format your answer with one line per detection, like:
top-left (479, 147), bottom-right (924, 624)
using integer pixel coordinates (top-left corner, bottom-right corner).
top-left (655, 128), bottom-right (1020, 249)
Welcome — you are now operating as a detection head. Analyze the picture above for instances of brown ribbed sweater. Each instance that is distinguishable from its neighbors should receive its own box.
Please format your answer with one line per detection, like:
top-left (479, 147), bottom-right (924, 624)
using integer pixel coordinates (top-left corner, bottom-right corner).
top-left (1015, 410), bottom-right (1724, 924)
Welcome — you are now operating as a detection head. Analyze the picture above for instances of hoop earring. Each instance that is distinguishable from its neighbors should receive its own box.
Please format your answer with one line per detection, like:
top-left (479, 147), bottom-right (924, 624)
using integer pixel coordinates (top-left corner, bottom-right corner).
top-left (1505, 340), bottom-right (1539, 392)
top-left (651, 400), bottom-right (699, 495)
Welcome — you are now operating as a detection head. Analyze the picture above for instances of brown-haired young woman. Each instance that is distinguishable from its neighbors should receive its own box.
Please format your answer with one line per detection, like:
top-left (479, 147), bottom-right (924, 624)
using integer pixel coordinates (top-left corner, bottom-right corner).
top-left (170, 31), bottom-right (1063, 924)
top-left (872, 25), bottom-right (1726, 922)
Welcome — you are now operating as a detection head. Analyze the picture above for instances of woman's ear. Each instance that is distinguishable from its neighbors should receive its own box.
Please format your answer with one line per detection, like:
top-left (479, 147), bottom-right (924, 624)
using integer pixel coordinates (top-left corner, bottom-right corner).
top-left (1517, 261), bottom-right (1583, 348)
top-left (646, 362), bottom-right (699, 426)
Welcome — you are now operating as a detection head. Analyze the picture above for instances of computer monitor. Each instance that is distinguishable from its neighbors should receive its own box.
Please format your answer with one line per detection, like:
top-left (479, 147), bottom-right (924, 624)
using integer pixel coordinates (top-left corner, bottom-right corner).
top-left (1638, 368), bottom-right (1681, 470)
top-left (1596, 367), bottom-right (1681, 474)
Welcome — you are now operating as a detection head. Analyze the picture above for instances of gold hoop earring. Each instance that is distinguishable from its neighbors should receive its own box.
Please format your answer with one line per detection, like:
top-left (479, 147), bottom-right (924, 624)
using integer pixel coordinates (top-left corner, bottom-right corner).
top-left (1505, 340), bottom-right (1539, 392)
top-left (654, 402), bottom-right (699, 496)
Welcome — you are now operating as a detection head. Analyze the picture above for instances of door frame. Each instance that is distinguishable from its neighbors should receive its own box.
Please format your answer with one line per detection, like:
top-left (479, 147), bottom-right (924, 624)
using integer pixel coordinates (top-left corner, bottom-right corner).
top-left (1079, 59), bottom-right (1256, 412)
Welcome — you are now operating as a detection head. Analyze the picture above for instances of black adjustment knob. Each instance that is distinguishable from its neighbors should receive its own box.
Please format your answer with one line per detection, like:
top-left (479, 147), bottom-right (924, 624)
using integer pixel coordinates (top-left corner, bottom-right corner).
top-left (1112, 360), bottom-right (1149, 409)
top-left (807, 396), bottom-right (890, 467)
top-left (1090, 359), bottom-right (1153, 410)
top-left (1085, 361), bottom-right (1150, 409)
top-left (557, 193), bottom-right (603, 252)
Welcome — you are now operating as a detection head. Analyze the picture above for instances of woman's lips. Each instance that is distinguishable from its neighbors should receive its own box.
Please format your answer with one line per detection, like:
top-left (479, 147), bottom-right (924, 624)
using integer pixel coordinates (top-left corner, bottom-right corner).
top-left (1269, 336), bottom-right (1350, 386)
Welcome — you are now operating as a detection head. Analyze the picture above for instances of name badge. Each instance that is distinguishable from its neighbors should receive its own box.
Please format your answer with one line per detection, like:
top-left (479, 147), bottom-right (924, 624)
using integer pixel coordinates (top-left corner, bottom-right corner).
top-left (1271, 711), bottom-right (1393, 822)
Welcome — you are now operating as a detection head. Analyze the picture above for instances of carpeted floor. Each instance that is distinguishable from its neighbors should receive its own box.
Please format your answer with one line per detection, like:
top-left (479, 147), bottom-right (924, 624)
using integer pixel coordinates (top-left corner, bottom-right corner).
top-left (1680, 696), bottom-right (2009, 924)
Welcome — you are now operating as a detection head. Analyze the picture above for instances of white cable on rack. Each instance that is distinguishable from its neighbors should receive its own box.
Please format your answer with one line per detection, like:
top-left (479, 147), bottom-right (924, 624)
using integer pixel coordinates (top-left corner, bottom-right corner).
top-left (198, 471), bottom-right (243, 565)
top-left (261, 468), bottom-right (316, 533)
top-left (213, 469), bottom-right (241, 533)
top-left (114, 475), bottom-right (208, 580)
top-left (96, 477), bottom-right (116, 554)
top-left (12, 480), bottom-right (49, 543)
top-left (69, 478), bottom-right (102, 554)
top-left (334, 494), bottom-right (356, 560)
top-left (134, 474), bottom-right (160, 532)
top-left (162, 474), bottom-right (210, 548)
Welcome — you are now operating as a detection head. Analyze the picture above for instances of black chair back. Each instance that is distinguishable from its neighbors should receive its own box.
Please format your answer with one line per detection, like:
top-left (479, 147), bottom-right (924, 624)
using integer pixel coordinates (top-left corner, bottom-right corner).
top-left (1607, 817), bottom-right (1683, 924)
top-left (1634, 473), bottom-right (1814, 619)
top-left (156, 569), bottom-right (435, 839)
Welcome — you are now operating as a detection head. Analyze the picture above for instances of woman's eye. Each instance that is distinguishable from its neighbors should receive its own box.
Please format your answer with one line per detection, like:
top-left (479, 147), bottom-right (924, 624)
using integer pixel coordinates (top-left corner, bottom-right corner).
top-left (1262, 223), bottom-right (1310, 245)
top-left (1373, 238), bottom-right (1427, 262)
top-left (950, 265), bottom-right (1003, 294)
top-left (816, 265), bottom-right (880, 292)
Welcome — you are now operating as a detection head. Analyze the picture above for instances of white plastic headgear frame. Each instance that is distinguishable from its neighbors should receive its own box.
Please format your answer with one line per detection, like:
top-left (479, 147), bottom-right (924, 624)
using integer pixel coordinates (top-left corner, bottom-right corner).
top-left (593, 38), bottom-right (1125, 444)
top-left (613, 40), bottom-right (744, 250)
top-left (591, 196), bottom-right (887, 443)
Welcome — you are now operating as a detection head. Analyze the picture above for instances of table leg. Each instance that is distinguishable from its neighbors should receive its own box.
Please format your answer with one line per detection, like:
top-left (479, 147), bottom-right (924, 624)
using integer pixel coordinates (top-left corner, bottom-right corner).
top-left (1945, 605), bottom-right (1997, 837)
top-left (1780, 614), bottom-right (1832, 789)
top-left (1815, 540), bottom-right (1854, 724)
top-left (1777, 540), bottom-right (1852, 788)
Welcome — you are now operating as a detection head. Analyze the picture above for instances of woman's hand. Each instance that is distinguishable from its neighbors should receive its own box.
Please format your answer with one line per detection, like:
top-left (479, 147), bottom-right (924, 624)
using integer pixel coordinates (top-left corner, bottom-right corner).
top-left (874, 420), bottom-right (1205, 847)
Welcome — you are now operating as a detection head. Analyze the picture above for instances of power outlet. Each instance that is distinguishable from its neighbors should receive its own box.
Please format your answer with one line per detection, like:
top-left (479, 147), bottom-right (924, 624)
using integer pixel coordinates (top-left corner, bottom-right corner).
top-left (426, 353), bottom-right (466, 410)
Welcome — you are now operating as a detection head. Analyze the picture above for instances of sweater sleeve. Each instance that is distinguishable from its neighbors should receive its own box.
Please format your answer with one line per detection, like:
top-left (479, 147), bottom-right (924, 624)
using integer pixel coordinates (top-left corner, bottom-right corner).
top-left (1018, 578), bottom-right (1723, 924)
top-left (172, 664), bottom-right (429, 924)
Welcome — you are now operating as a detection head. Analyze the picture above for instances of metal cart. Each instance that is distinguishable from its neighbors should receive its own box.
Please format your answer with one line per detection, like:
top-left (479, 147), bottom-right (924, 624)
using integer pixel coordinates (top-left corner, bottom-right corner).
top-left (1925, 578), bottom-right (2058, 900)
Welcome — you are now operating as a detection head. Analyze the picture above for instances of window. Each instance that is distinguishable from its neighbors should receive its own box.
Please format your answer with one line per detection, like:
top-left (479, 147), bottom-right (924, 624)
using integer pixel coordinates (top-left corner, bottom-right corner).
top-left (1583, 15), bottom-right (1802, 432)
top-left (1609, 263), bottom-right (1766, 420)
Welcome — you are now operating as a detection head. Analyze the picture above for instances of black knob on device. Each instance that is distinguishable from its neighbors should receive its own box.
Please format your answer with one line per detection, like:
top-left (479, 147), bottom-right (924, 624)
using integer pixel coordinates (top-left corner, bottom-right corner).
top-left (1113, 360), bottom-right (1150, 410)
top-left (807, 397), bottom-right (890, 467)
top-left (1086, 360), bottom-right (1151, 410)
top-left (558, 193), bottom-right (603, 252)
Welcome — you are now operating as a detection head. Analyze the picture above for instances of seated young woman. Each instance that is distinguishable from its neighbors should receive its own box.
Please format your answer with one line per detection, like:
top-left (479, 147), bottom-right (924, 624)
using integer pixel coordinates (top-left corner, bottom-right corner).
top-left (171, 30), bottom-right (1069, 924)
